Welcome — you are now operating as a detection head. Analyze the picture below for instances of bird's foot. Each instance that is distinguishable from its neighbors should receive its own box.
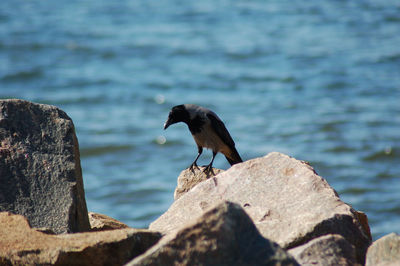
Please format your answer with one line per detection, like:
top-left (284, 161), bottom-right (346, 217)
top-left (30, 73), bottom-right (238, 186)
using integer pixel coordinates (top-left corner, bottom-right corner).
top-left (203, 164), bottom-right (215, 177)
top-left (189, 162), bottom-right (199, 172)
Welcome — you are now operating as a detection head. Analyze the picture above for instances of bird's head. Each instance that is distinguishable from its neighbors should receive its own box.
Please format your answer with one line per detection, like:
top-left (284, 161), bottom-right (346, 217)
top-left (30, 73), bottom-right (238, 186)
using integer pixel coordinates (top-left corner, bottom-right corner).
top-left (164, 105), bottom-right (190, 130)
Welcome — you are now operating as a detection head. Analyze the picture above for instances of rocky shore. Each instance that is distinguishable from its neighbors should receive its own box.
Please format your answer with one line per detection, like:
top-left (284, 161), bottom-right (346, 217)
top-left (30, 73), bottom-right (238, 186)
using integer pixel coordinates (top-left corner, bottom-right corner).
top-left (0, 99), bottom-right (398, 266)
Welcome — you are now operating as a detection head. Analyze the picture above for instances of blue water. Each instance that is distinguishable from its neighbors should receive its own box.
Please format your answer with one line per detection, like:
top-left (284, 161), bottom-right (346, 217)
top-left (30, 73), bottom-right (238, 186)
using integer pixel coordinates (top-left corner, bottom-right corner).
top-left (1, 1), bottom-right (399, 240)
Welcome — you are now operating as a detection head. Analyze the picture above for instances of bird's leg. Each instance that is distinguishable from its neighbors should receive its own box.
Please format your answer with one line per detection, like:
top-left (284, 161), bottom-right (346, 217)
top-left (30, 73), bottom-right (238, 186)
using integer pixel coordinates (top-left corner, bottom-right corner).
top-left (189, 146), bottom-right (202, 172)
top-left (204, 151), bottom-right (216, 176)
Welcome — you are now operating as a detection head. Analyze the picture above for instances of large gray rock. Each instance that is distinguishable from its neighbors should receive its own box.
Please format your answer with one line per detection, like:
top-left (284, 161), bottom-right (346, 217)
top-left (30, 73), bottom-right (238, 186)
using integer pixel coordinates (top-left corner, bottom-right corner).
top-left (128, 201), bottom-right (299, 266)
top-left (0, 99), bottom-right (90, 233)
top-left (174, 166), bottom-right (224, 200)
top-left (0, 212), bottom-right (162, 266)
top-left (366, 232), bottom-right (400, 266)
top-left (288, 234), bottom-right (358, 266)
top-left (150, 152), bottom-right (371, 264)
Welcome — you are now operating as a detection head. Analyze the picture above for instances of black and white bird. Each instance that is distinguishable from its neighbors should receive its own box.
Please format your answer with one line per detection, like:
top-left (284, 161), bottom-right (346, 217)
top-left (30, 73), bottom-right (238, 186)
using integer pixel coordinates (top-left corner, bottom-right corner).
top-left (164, 104), bottom-right (242, 172)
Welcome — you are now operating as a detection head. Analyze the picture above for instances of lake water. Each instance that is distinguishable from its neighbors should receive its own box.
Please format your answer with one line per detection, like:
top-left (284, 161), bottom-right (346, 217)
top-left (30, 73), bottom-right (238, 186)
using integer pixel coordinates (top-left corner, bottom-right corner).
top-left (1, 0), bottom-right (399, 240)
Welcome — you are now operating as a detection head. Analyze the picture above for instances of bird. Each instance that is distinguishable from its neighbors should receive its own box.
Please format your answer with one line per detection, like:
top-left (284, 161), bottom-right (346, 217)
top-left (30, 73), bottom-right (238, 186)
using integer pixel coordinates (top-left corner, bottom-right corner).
top-left (163, 104), bottom-right (242, 173)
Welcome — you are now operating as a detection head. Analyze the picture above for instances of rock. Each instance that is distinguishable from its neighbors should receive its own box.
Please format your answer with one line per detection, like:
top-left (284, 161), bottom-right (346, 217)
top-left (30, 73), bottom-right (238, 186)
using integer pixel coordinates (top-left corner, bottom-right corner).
top-left (0, 99), bottom-right (90, 234)
top-left (0, 212), bottom-right (162, 266)
top-left (128, 201), bottom-right (299, 266)
top-left (150, 152), bottom-right (371, 264)
top-left (355, 210), bottom-right (372, 241)
top-left (288, 234), bottom-right (358, 266)
top-left (174, 166), bottom-right (224, 200)
top-left (366, 232), bottom-right (400, 266)
top-left (89, 212), bottom-right (130, 231)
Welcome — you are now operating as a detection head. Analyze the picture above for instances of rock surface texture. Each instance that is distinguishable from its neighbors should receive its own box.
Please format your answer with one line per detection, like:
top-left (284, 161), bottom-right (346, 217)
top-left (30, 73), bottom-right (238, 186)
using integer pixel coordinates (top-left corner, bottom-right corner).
top-left (89, 212), bottom-right (130, 231)
top-left (0, 99), bottom-right (90, 233)
top-left (0, 212), bottom-right (162, 266)
top-left (366, 232), bottom-right (400, 266)
top-left (150, 152), bottom-right (371, 264)
top-left (288, 234), bottom-right (358, 266)
top-left (128, 201), bottom-right (299, 266)
top-left (174, 166), bottom-right (224, 200)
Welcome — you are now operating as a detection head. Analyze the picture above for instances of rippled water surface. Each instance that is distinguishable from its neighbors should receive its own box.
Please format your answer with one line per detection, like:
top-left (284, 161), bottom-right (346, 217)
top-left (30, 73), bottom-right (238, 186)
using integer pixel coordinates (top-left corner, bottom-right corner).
top-left (1, 1), bottom-right (399, 239)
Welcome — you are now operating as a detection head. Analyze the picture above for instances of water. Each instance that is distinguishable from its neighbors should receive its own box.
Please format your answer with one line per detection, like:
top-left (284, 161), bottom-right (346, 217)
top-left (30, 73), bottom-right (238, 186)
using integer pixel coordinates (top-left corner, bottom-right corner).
top-left (1, 0), bottom-right (399, 240)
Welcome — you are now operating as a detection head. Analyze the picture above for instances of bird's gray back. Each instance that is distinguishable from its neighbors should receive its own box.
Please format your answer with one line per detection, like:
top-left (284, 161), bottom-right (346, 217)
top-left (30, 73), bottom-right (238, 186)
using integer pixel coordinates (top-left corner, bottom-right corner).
top-left (184, 104), bottom-right (236, 149)
top-left (184, 104), bottom-right (222, 121)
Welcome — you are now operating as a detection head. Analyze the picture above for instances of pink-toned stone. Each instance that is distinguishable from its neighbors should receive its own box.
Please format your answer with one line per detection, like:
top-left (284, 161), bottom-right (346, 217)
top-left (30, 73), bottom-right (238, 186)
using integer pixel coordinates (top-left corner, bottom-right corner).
top-left (128, 202), bottom-right (298, 266)
top-left (366, 233), bottom-right (400, 266)
top-left (150, 152), bottom-right (371, 264)
top-left (174, 166), bottom-right (224, 200)
top-left (288, 234), bottom-right (358, 266)
top-left (88, 212), bottom-right (130, 231)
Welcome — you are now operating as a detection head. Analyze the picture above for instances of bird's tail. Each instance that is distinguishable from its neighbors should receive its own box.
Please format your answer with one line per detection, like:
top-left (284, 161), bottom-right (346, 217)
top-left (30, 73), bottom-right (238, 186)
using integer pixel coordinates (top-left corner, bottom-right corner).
top-left (225, 147), bottom-right (243, 166)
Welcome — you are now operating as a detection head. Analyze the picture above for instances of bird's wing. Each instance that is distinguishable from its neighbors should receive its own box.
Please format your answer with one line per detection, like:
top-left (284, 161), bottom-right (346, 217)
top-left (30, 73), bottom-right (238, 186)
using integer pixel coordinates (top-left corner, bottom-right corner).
top-left (207, 113), bottom-right (236, 149)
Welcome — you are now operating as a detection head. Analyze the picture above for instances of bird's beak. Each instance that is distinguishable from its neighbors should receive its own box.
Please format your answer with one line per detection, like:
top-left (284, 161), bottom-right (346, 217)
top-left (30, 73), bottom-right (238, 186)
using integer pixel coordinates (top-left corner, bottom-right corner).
top-left (164, 118), bottom-right (172, 130)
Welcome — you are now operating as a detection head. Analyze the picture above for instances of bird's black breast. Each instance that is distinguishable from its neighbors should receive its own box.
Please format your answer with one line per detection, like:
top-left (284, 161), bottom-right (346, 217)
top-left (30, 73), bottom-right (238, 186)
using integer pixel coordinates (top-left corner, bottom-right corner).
top-left (188, 115), bottom-right (205, 135)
